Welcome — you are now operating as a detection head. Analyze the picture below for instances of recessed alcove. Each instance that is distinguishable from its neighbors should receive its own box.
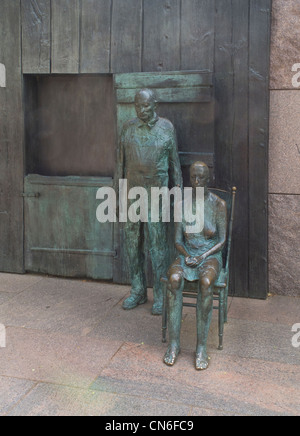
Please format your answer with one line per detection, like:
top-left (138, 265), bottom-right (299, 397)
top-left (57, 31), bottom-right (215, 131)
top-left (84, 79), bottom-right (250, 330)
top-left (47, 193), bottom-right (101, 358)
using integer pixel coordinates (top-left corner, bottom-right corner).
top-left (24, 74), bottom-right (116, 178)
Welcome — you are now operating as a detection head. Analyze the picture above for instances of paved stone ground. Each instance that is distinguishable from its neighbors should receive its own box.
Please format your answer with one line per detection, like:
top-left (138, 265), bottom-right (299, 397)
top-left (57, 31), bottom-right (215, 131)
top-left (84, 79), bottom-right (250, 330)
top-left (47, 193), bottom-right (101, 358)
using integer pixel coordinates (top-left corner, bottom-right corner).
top-left (0, 273), bottom-right (299, 416)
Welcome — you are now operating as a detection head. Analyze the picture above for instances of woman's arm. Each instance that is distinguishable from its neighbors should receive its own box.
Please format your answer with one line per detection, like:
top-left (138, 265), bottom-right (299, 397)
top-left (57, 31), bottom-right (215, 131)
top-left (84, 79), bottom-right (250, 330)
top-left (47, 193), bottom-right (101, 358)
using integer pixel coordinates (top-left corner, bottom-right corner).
top-left (175, 221), bottom-right (201, 267)
top-left (175, 221), bottom-right (189, 257)
top-left (195, 198), bottom-right (227, 263)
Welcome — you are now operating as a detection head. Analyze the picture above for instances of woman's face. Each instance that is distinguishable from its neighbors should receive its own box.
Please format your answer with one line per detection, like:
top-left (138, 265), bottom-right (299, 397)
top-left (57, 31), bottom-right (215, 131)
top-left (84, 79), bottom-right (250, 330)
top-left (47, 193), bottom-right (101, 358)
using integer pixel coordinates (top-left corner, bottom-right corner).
top-left (190, 165), bottom-right (209, 189)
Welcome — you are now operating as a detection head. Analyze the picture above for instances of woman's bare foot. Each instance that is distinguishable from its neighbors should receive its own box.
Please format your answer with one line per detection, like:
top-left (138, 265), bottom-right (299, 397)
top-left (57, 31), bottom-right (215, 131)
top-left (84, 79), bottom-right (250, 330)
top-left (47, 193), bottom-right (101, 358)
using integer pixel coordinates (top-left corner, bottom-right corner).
top-left (163, 344), bottom-right (180, 366)
top-left (195, 346), bottom-right (209, 370)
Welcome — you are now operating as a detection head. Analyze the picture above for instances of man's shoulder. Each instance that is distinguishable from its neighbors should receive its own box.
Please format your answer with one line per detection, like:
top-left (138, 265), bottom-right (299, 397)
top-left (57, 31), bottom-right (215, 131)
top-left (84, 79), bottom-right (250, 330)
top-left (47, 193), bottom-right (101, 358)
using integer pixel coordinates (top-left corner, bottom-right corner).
top-left (121, 118), bottom-right (140, 135)
top-left (157, 117), bottom-right (175, 131)
top-left (123, 118), bottom-right (139, 129)
top-left (121, 116), bottom-right (175, 133)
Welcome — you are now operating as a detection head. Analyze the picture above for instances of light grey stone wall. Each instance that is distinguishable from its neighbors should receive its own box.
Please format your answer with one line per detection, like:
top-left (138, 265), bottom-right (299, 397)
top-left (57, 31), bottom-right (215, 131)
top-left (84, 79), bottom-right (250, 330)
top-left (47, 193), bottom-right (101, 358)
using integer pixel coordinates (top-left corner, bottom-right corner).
top-left (269, 0), bottom-right (300, 296)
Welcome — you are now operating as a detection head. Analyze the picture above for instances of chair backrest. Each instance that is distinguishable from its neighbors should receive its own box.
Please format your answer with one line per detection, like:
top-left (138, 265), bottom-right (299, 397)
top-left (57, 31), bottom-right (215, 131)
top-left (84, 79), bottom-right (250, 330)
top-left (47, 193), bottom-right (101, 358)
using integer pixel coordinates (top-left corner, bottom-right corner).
top-left (208, 187), bottom-right (237, 272)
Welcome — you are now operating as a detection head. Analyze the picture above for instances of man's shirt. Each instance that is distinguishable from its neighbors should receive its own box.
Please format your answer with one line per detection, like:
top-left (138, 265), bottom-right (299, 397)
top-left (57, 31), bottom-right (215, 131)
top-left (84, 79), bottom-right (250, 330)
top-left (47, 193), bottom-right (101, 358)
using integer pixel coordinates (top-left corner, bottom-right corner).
top-left (119, 114), bottom-right (182, 189)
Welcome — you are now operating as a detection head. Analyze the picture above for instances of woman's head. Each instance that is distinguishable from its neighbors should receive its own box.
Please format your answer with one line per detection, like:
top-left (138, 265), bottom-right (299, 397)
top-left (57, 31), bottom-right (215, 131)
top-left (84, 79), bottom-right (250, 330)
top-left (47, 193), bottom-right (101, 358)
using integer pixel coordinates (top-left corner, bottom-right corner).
top-left (190, 161), bottom-right (210, 189)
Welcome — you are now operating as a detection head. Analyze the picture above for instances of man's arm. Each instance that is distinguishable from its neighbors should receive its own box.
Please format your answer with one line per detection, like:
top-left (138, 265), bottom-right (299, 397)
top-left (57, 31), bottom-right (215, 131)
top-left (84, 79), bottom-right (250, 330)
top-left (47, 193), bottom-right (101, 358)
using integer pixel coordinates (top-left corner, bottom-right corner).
top-left (115, 126), bottom-right (126, 220)
top-left (169, 126), bottom-right (183, 189)
top-left (116, 125), bottom-right (126, 183)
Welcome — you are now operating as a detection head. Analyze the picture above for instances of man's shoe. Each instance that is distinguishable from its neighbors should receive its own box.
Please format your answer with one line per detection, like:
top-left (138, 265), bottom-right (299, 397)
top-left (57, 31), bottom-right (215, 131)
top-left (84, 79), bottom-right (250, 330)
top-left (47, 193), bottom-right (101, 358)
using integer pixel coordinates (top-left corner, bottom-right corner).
top-left (122, 294), bottom-right (147, 310)
top-left (152, 301), bottom-right (163, 316)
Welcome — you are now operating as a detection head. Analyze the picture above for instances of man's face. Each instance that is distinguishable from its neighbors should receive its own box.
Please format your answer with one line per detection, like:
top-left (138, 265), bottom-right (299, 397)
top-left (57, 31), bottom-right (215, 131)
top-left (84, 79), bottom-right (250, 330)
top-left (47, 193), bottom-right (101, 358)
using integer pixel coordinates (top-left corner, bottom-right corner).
top-left (190, 165), bottom-right (209, 189)
top-left (135, 92), bottom-right (156, 123)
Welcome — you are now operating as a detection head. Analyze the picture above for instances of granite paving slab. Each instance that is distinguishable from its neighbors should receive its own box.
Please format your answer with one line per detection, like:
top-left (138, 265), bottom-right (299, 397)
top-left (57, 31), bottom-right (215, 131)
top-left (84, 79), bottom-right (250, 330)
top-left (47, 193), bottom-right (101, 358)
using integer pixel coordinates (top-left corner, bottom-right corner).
top-left (0, 292), bottom-right (15, 305)
top-left (181, 315), bottom-right (300, 366)
top-left (228, 295), bottom-right (300, 325)
top-left (92, 342), bottom-right (300, 416)
top-left (0, 276), bottom-right (299, 416)
top-left (0, 376), bottom-right (35, 415)
top-left (89, 290), bottom-right (164, 347)
top-left (0, 273), bottom-right (44, 294)
top-left (0, 277), bottom-right (129, 335)
top-left (7, 382), bottom-right (192, 416)
top-left (0, 327), bottom-right (123, 389)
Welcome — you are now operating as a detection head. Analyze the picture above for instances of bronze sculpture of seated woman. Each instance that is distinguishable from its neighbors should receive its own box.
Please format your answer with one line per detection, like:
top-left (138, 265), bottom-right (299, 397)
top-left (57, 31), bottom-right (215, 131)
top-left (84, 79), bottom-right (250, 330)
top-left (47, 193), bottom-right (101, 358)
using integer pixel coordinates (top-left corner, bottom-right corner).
top-left (164, 161), bottom-right (227, 370)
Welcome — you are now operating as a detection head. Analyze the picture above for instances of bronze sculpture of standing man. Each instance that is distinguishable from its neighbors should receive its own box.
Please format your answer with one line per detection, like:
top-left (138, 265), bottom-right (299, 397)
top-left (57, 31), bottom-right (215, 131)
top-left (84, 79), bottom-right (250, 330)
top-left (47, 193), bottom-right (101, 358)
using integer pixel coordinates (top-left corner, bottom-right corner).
top-left (118, 88), bottom-right (182, 315)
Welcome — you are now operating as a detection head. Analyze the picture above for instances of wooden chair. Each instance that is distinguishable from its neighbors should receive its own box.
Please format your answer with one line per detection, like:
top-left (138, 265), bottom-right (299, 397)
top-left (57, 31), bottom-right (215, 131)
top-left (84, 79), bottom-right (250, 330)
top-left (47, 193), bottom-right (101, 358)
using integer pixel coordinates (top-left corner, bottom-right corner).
top-left (161, 186), bottom-right (237, 351)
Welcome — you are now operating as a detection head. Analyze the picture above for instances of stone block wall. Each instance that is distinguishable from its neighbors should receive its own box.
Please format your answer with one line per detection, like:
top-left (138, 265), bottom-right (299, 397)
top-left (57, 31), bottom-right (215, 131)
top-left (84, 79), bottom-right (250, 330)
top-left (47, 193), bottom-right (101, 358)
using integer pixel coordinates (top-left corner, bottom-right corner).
top-left (269, 0), bottom-right (300, 296)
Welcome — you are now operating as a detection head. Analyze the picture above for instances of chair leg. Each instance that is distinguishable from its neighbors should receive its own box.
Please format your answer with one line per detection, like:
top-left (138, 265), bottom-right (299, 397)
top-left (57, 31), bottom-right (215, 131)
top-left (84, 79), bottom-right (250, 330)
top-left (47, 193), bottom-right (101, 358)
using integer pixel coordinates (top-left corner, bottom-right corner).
top-left (218, 290), bottom-right (225, 350)
top-left (224, 287), bottom-right (229, 324)
top-left (162, 282), bottom-right (167, 343)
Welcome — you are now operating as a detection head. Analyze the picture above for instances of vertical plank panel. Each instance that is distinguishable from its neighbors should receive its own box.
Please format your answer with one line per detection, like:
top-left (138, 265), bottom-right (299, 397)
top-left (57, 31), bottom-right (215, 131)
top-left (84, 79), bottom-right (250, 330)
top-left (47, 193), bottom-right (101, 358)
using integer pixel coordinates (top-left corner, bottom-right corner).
top-left (230, 0), bottom-right (250, 298)
top-left (180, 0), bottom-right (215, 186)
top-left (248, 0), bottom-right (271, 299)
top-left (143, 0), bottom-right (180, 72)
top-left (214, 0), bottom-right (250, 297)
top-left (181, 0), bottom-right (215, 71)
top-left (51, 0), bottom-right (80, 73)
top-left (81, 0), bottom-right (111, 73)
top-left (111, 0), bottom-right (142, 73)
top-left (214, 0), bottom-right (233, 189)
top-left (21, 0), bottom-right (51, 73)
top-left (0, 0), bottom-right (24, 272)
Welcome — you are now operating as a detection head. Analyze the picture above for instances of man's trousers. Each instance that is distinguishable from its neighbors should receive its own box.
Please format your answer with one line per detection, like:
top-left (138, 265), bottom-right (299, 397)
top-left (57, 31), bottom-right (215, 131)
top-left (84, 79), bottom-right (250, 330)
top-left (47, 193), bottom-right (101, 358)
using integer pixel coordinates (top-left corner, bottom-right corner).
top-left (124, 219), bottom-right (170, 305)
